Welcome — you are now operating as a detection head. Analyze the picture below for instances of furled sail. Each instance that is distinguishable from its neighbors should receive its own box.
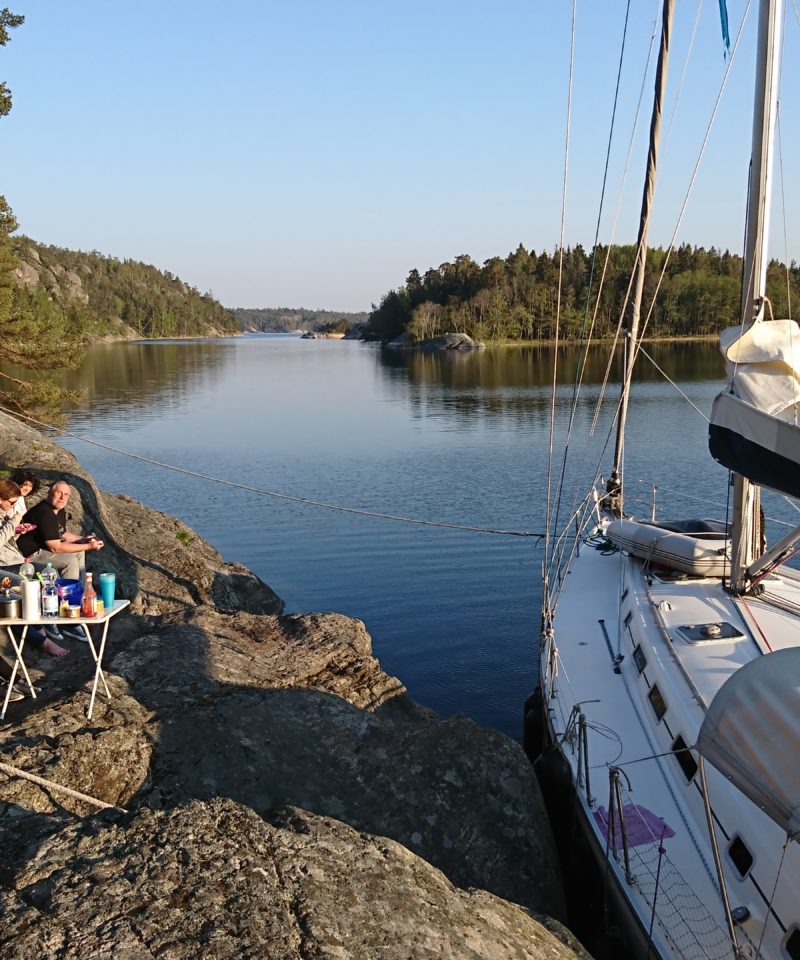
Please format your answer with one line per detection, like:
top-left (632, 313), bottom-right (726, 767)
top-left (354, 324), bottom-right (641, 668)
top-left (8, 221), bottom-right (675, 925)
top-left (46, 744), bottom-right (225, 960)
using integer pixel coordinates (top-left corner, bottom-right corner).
top-left (696, 648), bottom-right (800, 839)
top-left (709, 319), bottom-right (800, 499)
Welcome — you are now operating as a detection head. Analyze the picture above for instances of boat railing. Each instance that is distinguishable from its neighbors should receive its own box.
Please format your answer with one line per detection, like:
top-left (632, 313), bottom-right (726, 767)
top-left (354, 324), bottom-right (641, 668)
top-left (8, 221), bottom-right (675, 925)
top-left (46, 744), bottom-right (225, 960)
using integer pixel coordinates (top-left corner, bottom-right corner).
top-left (563, 704), bottom-right (594, 805)
top-left (604, 770), bottom-right (741, 960)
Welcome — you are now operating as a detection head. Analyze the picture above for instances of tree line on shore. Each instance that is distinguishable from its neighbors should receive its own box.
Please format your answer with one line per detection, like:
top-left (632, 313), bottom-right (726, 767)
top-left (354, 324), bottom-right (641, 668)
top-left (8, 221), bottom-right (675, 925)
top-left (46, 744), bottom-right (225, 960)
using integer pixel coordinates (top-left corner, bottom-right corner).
top-left (365, 243), bottom-right (800, 343)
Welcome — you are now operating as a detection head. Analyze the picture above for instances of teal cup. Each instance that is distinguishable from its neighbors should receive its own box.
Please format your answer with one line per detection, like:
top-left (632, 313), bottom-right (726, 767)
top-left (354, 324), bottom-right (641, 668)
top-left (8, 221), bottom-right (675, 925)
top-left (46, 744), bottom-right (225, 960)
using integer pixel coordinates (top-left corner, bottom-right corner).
top-left (98, 572), bottom-right (116, 610)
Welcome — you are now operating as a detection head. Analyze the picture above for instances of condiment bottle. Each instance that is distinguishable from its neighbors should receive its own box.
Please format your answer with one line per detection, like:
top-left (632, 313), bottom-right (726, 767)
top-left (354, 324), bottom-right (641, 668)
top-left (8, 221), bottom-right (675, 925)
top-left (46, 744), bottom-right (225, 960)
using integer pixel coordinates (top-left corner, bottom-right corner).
top-left (81, 573), bottom-right (98, 618)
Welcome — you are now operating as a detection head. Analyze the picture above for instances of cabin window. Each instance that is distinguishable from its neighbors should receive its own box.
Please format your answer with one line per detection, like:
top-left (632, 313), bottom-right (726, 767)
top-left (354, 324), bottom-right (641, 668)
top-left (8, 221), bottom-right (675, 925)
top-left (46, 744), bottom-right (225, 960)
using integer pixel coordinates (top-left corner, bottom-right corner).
top-left (728, 836), bottom-right (754, 878)
top-left (648, 684), bottom-right (667, 721)
top-left (624, 610), bottom-right (633, 627)
top-left (784, 928), bottom-right (800, 960)
top-left (633, 645), bottom-right (647, 674)
top-left (671, 735), bottom-right (698, 782)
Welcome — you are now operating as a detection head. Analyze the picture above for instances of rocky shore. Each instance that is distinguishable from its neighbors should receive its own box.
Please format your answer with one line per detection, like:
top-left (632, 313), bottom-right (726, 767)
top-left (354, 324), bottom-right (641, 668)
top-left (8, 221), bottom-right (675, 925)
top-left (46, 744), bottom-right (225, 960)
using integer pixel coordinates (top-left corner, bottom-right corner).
top-left (0, 411), bottom-right (586, 959)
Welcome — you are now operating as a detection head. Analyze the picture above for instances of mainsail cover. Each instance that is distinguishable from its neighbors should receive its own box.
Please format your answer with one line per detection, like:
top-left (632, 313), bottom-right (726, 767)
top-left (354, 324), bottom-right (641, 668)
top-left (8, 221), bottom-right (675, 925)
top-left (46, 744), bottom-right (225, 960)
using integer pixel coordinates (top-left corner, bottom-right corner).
top-left (709, 319), bottom-right (800, 498)
top-left (696, 648), bottom-right (800, 839)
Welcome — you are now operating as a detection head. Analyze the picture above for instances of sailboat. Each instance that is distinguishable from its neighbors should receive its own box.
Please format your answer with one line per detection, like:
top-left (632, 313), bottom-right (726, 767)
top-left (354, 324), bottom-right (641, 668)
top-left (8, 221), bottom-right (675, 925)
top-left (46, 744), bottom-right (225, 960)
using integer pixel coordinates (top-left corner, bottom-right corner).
top-left (532, 2), bottom-right (800, 959)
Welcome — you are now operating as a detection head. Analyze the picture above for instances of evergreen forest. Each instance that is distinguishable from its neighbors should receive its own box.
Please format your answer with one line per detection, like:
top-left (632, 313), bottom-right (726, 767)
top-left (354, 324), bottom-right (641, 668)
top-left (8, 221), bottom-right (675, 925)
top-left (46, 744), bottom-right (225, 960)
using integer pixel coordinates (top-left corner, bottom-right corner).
top-left (365, 244), bottom-right (800, 344)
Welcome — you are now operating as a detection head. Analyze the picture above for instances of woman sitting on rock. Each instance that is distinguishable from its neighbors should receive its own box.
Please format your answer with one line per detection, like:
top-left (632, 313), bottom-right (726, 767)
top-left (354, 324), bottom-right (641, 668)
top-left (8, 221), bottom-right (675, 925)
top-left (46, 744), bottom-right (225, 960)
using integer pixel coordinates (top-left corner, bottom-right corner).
top-left (8, 469), bottom-right (40, 524)
top-left (0, 479), bottom-right (68, 658)
top-left (0, 479), bottom-right (34, 570)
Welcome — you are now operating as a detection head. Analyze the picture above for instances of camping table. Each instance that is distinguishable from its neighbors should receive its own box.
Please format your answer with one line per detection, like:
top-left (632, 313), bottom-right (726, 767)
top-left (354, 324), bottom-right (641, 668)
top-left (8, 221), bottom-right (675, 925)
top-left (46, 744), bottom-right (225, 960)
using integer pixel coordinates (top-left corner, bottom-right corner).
top-left (1, 599), bottom-right (131, 721)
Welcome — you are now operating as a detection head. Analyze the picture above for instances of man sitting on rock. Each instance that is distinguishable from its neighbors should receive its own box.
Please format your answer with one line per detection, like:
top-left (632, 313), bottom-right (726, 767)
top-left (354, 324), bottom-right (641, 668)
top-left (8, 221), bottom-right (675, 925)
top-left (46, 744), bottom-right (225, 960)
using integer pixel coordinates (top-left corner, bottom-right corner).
top-left (17, 479), bottom-right (105, 581)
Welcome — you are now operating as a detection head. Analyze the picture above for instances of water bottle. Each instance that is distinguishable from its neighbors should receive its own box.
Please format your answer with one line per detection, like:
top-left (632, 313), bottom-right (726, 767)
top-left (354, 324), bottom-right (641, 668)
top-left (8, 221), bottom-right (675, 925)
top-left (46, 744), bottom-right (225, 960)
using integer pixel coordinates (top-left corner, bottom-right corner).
top-left (41, 562), bottom-right (59, 618)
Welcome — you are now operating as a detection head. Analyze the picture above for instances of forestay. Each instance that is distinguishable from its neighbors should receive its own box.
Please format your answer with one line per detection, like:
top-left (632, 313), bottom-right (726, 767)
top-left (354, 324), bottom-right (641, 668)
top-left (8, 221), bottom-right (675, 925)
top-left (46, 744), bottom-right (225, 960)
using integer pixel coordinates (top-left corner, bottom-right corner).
top-left (695, 648), bottom-right (800, 839)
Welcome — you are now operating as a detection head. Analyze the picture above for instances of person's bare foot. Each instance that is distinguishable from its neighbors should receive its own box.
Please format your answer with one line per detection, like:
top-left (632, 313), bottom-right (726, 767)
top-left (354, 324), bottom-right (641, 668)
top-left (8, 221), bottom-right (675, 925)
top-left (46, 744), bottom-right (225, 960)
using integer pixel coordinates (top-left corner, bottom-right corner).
top-left (42, 637), bottom-right (69, 657)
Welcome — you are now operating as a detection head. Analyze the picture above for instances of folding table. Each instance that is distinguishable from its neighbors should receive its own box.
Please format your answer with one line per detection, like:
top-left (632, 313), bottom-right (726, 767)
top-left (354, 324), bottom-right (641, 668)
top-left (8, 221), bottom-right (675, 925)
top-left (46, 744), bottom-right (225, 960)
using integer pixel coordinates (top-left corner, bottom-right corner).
top-left (1, 599), bottom-right (131, 720)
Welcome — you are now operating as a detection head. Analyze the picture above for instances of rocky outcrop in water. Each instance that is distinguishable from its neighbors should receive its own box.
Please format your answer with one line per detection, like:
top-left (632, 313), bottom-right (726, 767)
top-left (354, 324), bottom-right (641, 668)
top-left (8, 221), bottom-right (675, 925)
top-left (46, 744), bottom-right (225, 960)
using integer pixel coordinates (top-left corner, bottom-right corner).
top-left (385, 332), bottom-right (486, 350)
top-left (0, 411), bottom-right (578, 958)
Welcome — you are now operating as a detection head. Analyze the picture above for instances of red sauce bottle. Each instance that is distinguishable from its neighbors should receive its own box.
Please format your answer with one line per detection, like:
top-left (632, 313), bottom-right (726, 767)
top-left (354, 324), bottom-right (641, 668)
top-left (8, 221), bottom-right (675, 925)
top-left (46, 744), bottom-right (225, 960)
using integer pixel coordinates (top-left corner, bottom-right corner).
top-left (81, 573), bottom-right (98, 618)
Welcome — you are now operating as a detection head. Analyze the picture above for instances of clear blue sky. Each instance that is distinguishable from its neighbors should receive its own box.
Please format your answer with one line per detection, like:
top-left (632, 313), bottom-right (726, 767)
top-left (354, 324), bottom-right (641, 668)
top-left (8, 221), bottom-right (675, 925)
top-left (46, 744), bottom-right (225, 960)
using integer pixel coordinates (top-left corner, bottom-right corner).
top-left (2, 1), bottom-right (799, 311)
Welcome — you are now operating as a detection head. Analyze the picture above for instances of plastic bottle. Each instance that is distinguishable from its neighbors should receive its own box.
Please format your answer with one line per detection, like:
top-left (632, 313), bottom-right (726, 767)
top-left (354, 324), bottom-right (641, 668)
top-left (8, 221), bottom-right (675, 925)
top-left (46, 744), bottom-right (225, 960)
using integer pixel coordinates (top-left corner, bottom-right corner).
top-left (81, 572), bottom-right (98, 618)
top-left (41, 562), bottom-right (59, 618)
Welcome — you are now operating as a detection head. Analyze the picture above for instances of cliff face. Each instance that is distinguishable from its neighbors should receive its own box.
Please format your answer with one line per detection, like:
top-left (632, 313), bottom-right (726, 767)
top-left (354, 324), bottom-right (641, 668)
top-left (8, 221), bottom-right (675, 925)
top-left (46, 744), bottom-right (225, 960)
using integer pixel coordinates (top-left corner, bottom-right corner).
top-left (14, 243), bottom-right (89, 305)
top-left (0, 413), bottom-right (578, 959)
top-left (11, 238), bottom-right (238, 340)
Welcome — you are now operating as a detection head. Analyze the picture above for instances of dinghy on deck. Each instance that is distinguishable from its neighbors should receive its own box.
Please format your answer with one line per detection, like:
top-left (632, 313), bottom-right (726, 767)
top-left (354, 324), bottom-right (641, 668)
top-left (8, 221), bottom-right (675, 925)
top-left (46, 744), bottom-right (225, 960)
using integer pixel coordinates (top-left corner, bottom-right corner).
top-left (606, 518), bottom-right (731, 578)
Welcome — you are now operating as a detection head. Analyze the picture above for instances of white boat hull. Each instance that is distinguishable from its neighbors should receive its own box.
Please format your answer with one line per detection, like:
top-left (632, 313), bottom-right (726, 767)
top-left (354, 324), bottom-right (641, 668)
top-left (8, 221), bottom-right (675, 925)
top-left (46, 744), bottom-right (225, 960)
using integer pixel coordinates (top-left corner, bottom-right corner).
top-left (539, 520), bottom-right (800, 960)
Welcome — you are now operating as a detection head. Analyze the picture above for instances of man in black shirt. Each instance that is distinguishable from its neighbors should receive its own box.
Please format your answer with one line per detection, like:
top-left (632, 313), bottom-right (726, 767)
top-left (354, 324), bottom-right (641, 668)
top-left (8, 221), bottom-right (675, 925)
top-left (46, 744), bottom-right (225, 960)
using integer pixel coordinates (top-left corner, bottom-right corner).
top-left (17, 480), bottom-right (105, 580)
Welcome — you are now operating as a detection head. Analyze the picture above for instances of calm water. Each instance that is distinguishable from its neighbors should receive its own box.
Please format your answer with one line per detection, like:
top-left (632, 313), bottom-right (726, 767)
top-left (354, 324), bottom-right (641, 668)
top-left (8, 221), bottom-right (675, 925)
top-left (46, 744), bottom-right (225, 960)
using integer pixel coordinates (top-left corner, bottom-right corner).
top-left (46, 335), bottom-right (736, 739)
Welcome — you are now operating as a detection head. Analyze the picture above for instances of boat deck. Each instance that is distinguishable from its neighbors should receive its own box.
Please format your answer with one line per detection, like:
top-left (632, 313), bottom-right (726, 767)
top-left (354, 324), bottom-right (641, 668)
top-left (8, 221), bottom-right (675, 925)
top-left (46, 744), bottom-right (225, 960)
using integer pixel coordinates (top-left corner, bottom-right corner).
top-left (545, 531), bottom-right (799, 960)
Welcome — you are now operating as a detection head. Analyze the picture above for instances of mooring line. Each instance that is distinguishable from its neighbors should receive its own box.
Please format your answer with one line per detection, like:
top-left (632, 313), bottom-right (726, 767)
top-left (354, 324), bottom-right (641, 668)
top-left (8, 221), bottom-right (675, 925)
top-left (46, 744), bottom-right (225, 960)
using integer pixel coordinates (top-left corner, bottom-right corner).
top-left (0, 759), bottom-right (126, 812)
top-left (2, 407), bottom-right (544, 540)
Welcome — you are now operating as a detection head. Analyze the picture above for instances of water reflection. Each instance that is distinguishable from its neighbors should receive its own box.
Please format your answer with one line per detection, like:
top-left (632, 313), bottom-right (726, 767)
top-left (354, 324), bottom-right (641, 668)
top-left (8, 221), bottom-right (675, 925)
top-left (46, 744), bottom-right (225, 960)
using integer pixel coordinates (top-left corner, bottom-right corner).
top-left (379, 340), bottom-right (725, 391)
top-left (375, 341), bottom-right (726, 431)
top-left (1, 336), bottom-right (728, 427)
top-left (58, 340), bottom-right (235, 419)
top-left (1, 334), bottom-right (735, 741)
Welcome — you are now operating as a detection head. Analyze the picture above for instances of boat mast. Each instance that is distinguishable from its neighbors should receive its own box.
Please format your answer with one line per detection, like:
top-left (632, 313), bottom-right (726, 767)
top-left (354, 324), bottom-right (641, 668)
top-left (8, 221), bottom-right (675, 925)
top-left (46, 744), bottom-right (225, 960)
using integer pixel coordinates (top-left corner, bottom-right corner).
top-left (729, 0), bottom-right (783, 593)
top-left (610, 0), bottom-right (674, 516)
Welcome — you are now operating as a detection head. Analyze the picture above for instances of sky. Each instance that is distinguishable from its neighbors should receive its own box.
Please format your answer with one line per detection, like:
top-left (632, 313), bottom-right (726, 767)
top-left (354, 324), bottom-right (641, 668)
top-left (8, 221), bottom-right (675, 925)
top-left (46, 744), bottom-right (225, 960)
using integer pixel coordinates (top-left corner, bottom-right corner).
top-left (2, 1), bottom-right (799, 312)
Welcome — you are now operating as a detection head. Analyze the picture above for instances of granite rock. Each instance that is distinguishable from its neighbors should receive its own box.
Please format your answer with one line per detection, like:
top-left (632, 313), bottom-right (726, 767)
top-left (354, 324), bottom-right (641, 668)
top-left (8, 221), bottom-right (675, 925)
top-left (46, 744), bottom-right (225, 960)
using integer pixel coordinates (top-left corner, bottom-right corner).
top-left (0, 799), bottom-right (587, 960)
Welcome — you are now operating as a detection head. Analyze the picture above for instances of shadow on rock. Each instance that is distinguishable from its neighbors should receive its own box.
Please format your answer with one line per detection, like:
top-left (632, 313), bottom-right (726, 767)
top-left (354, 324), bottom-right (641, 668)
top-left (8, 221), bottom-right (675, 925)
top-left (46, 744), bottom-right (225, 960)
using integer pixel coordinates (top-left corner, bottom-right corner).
top-left (1, 607), bottom-right (565, 922)
top-left (123, 609), bottom-right (566, 918)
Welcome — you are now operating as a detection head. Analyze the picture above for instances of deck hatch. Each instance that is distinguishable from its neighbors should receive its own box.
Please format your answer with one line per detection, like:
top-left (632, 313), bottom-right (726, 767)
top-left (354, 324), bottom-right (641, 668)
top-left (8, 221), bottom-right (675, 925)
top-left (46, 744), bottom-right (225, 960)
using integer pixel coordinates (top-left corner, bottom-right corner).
top-left (676, 621), bottom-right (744, 644)
top-left (728, 835), bottom-right (753, 878)
top-left (648, 684), bottom-right (667, 721)
top-left (671, 735), bottom-right (698, 782)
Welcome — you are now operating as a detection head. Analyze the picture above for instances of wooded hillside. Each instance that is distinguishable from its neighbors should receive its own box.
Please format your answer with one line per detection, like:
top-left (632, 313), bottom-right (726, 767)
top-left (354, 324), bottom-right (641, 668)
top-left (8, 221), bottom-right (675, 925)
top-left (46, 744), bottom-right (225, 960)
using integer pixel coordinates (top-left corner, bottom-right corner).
top-left (12, 237), bottom-right (238, 341)
top-left (365, 244), bottom-right (800, 343)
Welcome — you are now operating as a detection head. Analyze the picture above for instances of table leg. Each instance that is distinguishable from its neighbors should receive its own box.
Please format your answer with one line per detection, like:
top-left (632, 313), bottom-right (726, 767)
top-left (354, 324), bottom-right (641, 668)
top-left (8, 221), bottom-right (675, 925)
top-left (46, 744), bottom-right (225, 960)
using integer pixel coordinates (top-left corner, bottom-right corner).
top-left (86, 620), bottom-right (111, 720)
top-left (2, 625), bottom-right (36, 720)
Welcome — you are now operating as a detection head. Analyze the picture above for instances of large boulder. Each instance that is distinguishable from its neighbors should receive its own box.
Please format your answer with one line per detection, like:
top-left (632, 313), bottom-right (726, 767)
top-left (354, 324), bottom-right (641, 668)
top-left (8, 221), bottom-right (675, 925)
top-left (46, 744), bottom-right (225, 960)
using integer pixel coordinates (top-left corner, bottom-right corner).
top-left (424, 332), bottom-right (486, 351)
top-left (385, 333), bottom-right (487, 351)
